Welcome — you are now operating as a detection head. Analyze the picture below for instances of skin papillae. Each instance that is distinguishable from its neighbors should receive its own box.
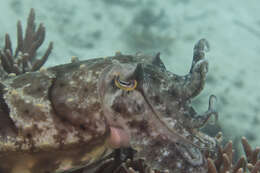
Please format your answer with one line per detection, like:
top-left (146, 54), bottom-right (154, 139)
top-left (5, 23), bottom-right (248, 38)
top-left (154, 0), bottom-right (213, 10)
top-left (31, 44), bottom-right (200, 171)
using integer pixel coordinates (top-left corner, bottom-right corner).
top-left (0, 8), bottom-right (259, 173)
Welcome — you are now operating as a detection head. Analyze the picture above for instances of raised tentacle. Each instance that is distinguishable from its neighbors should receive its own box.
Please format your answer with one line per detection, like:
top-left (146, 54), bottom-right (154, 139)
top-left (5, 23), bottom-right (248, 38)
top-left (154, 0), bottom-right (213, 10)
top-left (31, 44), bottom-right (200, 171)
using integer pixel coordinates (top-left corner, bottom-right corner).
top-left (182, 38), bottom-right (210, 99)
top-left (167, 39), bottom-right (210, 100)
top-left (184, 95), bottom-right (218, 129)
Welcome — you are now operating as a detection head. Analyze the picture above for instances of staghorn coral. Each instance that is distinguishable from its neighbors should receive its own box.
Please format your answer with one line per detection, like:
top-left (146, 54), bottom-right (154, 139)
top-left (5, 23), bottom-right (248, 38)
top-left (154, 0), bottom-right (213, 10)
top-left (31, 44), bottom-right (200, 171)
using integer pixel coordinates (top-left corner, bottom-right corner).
top-left (207, 136), bottom-right (260, 173)
top-left (0, 8), bottom-right (53, 77)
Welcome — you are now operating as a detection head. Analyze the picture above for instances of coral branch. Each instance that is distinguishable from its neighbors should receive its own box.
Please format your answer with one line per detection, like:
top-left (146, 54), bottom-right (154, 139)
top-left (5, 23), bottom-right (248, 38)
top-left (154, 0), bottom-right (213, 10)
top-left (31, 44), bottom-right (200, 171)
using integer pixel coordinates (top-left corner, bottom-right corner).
top-left (0, 8), bottom-right (53, 77)
top-left (208, 137), bottom-right (260, 173)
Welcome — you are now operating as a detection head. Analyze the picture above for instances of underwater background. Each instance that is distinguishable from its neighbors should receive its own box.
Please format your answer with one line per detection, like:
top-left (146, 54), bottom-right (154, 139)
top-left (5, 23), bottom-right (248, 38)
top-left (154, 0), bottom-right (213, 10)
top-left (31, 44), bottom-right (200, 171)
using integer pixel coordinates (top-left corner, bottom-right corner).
top-left (0, 0), bottom-right (260, 158)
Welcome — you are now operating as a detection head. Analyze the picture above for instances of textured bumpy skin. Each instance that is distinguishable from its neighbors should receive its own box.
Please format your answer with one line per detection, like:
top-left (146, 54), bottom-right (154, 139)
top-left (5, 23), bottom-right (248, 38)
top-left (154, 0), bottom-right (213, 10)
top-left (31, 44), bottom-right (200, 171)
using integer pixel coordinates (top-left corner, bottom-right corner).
top-left (0, 39), bottom-right (217, 173)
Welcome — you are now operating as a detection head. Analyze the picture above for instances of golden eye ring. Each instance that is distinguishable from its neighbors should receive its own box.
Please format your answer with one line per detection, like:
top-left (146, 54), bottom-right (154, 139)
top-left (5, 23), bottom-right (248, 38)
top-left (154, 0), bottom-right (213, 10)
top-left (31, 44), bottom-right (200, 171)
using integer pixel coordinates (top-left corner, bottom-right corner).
top-left (114, 75), bottom-right (137, 91)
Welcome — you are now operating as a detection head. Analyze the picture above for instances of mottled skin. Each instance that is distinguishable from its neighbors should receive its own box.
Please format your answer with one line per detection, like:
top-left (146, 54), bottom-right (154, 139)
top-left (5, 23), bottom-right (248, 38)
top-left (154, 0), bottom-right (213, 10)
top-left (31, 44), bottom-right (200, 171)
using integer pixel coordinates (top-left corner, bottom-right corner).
top-left (0, 39), bottom-right (217, 173)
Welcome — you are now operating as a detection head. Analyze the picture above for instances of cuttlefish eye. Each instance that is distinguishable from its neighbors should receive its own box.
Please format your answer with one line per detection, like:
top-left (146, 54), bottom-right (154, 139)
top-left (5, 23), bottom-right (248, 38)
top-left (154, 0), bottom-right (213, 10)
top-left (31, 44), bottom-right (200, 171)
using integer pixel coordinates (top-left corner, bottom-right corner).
top-left (114, 74), bottom-right (137, 91)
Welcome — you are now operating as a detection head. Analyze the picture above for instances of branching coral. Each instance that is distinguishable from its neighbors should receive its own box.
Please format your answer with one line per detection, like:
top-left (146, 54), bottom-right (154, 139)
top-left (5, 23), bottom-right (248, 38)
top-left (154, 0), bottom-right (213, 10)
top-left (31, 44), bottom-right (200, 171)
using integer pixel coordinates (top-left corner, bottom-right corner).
top-left (207, 136), bottom-right (260, 173)
top-left (0, 8), bottom-right (53, 76)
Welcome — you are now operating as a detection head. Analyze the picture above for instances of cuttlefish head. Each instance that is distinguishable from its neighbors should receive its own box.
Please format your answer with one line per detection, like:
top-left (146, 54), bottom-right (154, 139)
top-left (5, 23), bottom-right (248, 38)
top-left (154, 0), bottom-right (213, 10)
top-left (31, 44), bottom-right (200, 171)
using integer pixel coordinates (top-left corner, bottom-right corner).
top-left (98, 48), bottom-right (217, 172)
